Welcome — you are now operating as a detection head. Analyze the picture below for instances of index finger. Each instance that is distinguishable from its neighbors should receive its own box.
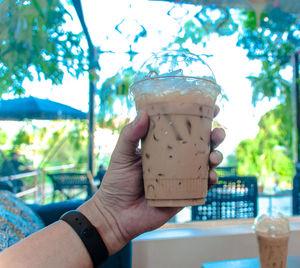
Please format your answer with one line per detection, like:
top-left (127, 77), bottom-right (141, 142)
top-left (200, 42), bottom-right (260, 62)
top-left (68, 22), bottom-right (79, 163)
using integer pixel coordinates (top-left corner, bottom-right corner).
top-left (211, 128), bottom-right (226, 150)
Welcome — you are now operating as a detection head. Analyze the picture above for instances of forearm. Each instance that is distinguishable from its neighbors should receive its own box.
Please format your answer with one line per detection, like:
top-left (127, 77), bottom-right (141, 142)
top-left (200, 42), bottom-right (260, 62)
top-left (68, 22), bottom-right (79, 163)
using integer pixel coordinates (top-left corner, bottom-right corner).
top-left (0, 197), bottom-right (127, 268)
top-left (0, 220), bottom-right (93, 268)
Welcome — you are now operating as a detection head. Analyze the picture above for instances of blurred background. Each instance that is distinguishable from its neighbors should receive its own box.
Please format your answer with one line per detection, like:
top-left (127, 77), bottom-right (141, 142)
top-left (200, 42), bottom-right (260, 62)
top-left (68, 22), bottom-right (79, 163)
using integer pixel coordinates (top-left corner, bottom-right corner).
top-left (0, 0), bottom-right (299, 220)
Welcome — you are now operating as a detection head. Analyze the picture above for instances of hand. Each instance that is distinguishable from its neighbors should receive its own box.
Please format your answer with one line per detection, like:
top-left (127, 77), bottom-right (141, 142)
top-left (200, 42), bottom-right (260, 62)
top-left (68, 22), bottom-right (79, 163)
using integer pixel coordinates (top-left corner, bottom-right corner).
top-left (80, 108), bottom-right (225, 255)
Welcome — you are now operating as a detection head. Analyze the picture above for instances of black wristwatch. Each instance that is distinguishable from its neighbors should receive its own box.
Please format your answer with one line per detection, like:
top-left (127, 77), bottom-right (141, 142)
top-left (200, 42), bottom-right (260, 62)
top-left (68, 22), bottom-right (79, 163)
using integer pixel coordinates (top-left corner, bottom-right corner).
top-left (60, 210), bottom-right (109, 267)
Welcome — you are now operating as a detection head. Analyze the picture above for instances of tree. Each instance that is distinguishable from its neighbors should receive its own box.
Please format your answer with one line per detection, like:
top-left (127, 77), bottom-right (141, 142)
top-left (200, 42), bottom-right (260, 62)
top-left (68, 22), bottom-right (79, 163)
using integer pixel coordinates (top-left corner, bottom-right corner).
top-left (97, 67), bottom-right (135, 131)
top-left (235, 9), bottom-right (298, 186)
top-left (174, 7), bottom-right (238, 47)
top-left (3, 120), bottom-right (88, 168)
top-left (39, 121), bottom-right (88, 168)
top-left (0, 0), bottom-right (87, 95)
top-left (0, 129), bottom-right (8, 145)
top-left (170, 6), bottom-right (298, 100)
top-left (171, 5), bottom-right (299, 186)
top-left (236, 103), bottom-right (294, 187)
top-left (1, 1), bottom-right (298, 178)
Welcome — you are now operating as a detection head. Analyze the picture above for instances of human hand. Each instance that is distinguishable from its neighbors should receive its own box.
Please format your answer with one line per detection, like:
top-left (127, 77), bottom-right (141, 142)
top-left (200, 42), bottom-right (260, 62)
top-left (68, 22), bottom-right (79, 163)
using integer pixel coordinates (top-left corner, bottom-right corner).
top-left (80, 108), bottom-right (225, 255)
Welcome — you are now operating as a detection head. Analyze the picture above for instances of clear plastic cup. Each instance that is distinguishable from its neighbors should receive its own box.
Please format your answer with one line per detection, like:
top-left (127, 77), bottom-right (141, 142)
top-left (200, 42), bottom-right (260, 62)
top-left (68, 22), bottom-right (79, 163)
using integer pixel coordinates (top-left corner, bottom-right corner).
top-left (253, 213), bottom-right (290, 268)
top-left (130, 50), bottom-right (220, 207)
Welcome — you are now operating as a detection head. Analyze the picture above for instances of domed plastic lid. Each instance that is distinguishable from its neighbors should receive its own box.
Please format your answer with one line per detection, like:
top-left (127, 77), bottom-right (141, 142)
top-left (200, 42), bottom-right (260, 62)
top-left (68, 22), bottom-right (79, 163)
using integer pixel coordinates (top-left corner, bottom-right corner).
top-left (253, 214), bottom-right (290, 237)
top-left (130, 50), bottom-right (220, 102)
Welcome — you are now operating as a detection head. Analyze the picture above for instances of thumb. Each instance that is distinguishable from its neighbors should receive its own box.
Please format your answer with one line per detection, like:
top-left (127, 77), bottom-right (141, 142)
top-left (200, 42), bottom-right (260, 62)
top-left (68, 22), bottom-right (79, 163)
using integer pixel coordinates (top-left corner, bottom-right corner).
top-left (112, 111), bottom-right (149, 159)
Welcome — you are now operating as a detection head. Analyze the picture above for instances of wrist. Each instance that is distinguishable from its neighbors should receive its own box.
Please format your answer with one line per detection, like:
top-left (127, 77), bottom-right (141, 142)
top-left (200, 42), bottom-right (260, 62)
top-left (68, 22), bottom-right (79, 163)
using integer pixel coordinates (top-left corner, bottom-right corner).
top-left (78, 198), bottom-right (127, 255)
top-left (59, 210), bottom-right (108, 267)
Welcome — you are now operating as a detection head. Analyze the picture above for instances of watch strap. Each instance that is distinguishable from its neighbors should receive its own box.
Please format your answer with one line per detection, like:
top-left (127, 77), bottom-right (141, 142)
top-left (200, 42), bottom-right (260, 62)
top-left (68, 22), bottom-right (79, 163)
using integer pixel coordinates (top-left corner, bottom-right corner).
top-left (60, 210), bottom-right (109, 267)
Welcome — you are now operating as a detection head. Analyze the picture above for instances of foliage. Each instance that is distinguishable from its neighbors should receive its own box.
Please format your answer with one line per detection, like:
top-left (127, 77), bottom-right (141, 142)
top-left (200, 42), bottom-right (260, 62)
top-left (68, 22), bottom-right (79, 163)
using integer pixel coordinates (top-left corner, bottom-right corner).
top-left (0, 121), bottom-right (87, 169)
top-left (171, 5), bottom-right (299, 102)
top-left (0, 128), bottom-right (7, 145)
top-left (97, 67), bottom-right (135, 131)
top-left (234, 9), bottom-right (298, 186)
top-left (238, 10), bottom-right (299, 67)
top-left (95, 7), bottom-right (238, 131)
top-left (38, 121), bottom-right (88, 168)
top-left (235, 139), bottom-right (262, 177)
top-left (236, 103), bottom-right (294, 187)
top-left (174, 5), bottom-right (299, 186)
top-left (12, 128), bottom-right (33, 147)
top-left (238, 8), bottom-right (299, 106)
top-left (0, 0), bottom-right (87, 96)
top-left (1, 1), bottom-right (298, 183)
top-left (247, 61), bottom-right (291, 105)
top-left (175, 7), bottom-right (238, 48)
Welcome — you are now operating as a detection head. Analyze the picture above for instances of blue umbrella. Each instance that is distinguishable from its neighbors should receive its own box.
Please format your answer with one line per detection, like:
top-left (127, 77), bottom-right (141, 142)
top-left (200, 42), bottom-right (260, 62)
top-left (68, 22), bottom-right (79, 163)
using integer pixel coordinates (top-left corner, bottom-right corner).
top-left (0, 96), bottom-right (87, 120)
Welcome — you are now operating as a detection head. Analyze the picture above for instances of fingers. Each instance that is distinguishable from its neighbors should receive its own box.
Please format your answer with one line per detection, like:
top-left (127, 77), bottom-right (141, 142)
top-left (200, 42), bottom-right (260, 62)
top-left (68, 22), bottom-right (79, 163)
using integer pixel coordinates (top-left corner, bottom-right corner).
top-left (208, 169), bottom-right (218, 190)
top-left (208, 125), bottom-right (225, 190)
top-left (209, 150), bottom-right (223, 168)
top-left (213, 106), bottom-right (220, 118)
top-left (211, 127), bottom-right (225, 150)
top-left (208, 150), bottom-right (223, 189)
top-left (112, 112), bottom-right (149, 158)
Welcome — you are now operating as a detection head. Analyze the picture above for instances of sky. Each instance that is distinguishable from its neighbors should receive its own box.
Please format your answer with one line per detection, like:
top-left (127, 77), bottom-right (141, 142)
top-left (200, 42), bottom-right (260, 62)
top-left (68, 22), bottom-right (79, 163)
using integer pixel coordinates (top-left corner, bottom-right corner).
top-left (1, 0), bottom-right (292, 161)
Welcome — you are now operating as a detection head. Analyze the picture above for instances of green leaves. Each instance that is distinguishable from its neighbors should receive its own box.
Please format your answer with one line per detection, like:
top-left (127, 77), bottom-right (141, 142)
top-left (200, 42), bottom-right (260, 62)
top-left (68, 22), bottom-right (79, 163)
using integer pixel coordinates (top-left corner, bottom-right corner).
top-left (247, 60), bottom-right (290, 106)
top-left (13, 129), bottom-right (33, 147)
top-left (97, 67), bottom-right (135, 132)
top-left (174, 7), bottom-right (238, 48)
top-left (0, 0), bottom-right (87, 96)
top-left (238, 9), bottom-right (299, 66)
top-left (235, 139), bottom-right (262, 177)
top-left (236, 102), bottom-right (294, 186)
top-left (0, 128), bottom-right (7, 145)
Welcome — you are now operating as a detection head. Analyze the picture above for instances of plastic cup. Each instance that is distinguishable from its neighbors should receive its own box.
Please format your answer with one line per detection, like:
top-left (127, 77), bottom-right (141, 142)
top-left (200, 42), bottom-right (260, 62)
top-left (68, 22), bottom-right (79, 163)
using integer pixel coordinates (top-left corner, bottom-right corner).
top-left (253, 214), bottom-right (290, 268)
top-left (130, 50), bottom-right (220, 207)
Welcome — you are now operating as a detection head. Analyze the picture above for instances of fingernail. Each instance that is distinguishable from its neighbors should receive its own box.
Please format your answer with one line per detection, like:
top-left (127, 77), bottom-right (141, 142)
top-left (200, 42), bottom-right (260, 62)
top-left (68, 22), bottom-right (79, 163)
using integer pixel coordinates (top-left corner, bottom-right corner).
top-left (215, 150), bottom-right (223, 161)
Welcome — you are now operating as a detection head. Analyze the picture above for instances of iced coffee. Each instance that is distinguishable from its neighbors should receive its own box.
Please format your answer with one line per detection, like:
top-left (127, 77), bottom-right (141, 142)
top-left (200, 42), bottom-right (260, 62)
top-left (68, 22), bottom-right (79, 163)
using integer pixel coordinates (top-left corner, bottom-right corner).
top-left (130, 51), bottom-right (220, 207)
top-left (254, 214), bottom-right (290, 268)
